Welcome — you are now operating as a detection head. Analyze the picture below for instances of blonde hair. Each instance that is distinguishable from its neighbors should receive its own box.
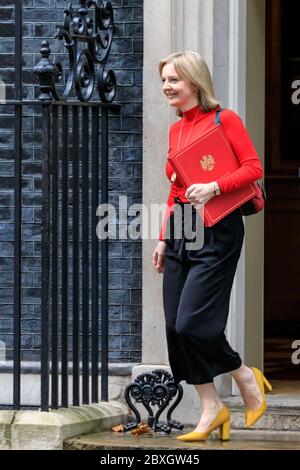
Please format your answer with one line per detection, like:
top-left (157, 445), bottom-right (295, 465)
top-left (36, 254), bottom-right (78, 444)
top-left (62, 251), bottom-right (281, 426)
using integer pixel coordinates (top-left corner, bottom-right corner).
top-left (159, 51), bottom-right (221, 117)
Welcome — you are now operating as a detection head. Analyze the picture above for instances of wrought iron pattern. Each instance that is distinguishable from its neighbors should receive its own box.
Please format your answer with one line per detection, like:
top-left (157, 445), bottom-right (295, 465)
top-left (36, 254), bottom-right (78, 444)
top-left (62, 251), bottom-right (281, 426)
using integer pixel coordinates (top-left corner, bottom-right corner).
top-left (34, 0), bottom-right (117, 103)
top-left (124, 369), bottom-right (184, 434)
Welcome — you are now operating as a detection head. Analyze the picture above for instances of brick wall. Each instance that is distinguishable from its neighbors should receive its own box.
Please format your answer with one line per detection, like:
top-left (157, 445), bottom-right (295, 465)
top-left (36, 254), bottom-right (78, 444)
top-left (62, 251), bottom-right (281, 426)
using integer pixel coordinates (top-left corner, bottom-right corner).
top-left (0, 0), bottom-right (143, 362)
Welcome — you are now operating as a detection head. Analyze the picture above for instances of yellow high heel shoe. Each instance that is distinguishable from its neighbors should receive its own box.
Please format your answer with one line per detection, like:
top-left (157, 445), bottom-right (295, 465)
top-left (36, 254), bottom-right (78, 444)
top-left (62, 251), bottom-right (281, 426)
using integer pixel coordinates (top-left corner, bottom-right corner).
top-left (245, 367), bottom-right (272, 428)
top-left (176, 406), bottom-right (230, 442)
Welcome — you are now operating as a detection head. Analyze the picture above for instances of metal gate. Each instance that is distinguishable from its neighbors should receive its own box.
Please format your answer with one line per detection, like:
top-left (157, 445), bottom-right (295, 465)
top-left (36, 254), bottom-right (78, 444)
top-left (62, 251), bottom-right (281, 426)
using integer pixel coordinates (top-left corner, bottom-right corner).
top-left (0, 1), bottom-right (120, 411)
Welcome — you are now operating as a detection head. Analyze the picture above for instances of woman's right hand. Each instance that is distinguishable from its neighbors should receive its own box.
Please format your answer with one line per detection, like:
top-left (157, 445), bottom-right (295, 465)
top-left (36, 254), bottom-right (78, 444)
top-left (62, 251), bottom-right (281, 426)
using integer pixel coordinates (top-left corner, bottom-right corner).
top-left (152, 241), bottom-right (167, 274)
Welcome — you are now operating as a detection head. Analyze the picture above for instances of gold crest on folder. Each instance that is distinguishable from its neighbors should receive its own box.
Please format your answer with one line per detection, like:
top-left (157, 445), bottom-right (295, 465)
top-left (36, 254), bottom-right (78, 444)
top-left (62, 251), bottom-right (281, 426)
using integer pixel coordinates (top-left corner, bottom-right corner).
top-left (200, 154), bottom-right (215, 171)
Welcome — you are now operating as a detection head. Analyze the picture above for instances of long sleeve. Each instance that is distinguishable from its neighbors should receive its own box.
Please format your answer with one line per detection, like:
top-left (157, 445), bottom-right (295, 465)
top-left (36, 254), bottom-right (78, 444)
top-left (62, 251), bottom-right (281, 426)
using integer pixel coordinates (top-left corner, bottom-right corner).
top-left (159, 126), bottom-right (178, 242)
top-left (158, 123), bottom-right (186, 241)
top-left (159, 190), bottom-right (175, 241)
top-left (215, 109), bottom-right (264, 194)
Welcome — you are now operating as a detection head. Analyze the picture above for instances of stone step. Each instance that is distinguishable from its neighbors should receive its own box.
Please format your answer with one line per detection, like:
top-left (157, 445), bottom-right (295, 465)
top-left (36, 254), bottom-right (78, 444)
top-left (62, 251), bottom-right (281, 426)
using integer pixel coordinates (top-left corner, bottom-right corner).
top-left (64, 392), bottom-right (300, 450)
top-left (64, 429), bottom-right (300, 451)
top-left (223, 394), bottom-right (300, 432)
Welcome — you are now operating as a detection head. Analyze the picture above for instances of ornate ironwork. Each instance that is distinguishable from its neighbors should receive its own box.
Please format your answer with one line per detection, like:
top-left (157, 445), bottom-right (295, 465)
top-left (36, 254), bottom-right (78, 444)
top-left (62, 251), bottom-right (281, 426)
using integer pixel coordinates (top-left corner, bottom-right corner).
top-left (124, 369), bottom-right (184, 434)
top-left (34, 0), bottom-right (117, 103)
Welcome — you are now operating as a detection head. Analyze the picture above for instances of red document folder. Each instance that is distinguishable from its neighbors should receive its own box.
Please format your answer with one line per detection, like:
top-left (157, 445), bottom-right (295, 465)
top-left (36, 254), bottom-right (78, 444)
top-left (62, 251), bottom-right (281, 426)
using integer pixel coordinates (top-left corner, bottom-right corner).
top-left (167, 125), bottom-right (256, 226)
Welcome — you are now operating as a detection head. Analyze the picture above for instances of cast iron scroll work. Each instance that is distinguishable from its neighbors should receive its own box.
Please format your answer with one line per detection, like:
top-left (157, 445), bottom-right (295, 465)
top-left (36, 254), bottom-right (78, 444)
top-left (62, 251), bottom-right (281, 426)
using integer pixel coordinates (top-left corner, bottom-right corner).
top-left (124, 369), bottom-right (184, 433)
top-left (34, 0), bottom-right (116, 103)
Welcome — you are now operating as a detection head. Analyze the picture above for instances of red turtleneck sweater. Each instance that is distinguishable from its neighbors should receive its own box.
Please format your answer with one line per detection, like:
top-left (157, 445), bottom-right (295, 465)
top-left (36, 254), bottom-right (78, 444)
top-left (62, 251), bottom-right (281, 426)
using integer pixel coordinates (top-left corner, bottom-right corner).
top-left (159, 104), bottom-right (264, 241)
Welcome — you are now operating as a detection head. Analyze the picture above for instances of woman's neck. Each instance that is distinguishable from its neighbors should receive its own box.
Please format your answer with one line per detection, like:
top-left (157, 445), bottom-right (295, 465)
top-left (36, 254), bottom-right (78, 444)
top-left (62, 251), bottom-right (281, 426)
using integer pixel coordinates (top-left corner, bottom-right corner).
top-left (181, 103), bottom-right (203, 122)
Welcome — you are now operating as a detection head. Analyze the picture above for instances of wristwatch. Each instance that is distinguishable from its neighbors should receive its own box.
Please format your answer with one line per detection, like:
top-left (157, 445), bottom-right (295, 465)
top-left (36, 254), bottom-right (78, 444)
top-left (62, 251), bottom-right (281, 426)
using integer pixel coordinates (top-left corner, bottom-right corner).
top-left (212, 181), bottom-right (221, 196)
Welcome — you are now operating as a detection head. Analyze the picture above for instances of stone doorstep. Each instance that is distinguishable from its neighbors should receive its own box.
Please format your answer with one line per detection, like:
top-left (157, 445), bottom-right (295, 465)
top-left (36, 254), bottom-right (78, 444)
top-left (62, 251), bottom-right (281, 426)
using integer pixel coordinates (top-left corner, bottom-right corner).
top-left (230, 410), bottom-right (300, 432)
top-left (223, 395), bottom-right (300, 432)
top-left (64, 429), bottom-right (300, 451)
top-left (0, 410), bottom-right (15, 450)
top-left (0, 401), bottom-right (129, 450)
top-left (64, 397), bottom-right (300, 451)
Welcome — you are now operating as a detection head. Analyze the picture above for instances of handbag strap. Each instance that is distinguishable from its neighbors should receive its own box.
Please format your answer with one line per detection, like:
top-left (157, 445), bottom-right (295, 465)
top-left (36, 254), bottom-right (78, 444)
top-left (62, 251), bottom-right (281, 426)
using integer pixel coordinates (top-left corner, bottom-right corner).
top-left (214, 107), bottom-right (224, 125)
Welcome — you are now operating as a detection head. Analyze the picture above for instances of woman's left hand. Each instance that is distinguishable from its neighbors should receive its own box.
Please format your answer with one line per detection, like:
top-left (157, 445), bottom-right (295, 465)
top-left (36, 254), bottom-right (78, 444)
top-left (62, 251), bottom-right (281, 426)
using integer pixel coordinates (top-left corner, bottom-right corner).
top-left (185, 182), bottom-right (215, 206)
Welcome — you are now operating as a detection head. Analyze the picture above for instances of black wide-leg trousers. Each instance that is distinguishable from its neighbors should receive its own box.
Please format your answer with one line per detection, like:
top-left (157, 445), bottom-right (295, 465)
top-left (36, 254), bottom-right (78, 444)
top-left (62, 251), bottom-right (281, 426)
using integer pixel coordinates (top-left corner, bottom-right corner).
top-left (162, 198), bottom-right (245, 385)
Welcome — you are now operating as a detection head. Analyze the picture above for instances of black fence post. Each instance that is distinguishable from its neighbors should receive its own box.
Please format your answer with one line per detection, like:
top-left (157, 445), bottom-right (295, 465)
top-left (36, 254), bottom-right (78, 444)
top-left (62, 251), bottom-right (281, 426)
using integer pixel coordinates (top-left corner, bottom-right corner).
top-left (40, 104), bottom-right (51, 412)
top-left (91, 107), bottom-right (100, 403)
top-left (34, 41), bottom-right (57, 412)
top-left (101, 107), bottom-right (109, 402)
top-left (82, 105), bottom-right (90, 405)
top-left (13, 0), bottom-right (23, 410)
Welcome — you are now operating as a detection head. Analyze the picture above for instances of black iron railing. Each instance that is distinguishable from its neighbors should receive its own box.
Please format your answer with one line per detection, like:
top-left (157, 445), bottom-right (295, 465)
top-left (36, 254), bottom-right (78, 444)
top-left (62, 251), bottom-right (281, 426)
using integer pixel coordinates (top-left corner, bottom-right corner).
top-left (1, 0), bottom-right (121, 411)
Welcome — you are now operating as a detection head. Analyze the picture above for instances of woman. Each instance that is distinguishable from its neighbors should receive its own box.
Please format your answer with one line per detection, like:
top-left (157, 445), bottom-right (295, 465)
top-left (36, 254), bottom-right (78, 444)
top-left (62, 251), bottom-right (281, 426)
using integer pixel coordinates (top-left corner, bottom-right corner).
top-left (152, 51), bottom-right (272, 442)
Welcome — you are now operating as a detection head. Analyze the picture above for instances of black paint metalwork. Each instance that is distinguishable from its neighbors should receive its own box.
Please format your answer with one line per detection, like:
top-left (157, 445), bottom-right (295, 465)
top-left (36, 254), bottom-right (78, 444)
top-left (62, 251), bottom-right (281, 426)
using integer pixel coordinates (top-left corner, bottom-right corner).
top-left (0, 0), bottom-right (120, 411)
top-left (33, 0), bottom-right (117, 103)
top-left (124, 370), bottom-right (184, 434)
top-left (13, 0), bottom-right (22, 412)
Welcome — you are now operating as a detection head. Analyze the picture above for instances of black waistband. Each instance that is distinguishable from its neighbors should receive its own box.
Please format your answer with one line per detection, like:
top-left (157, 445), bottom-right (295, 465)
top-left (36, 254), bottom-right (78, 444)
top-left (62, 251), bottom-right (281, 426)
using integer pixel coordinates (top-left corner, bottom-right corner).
top-left (174, 196), bottom-right (189, 204)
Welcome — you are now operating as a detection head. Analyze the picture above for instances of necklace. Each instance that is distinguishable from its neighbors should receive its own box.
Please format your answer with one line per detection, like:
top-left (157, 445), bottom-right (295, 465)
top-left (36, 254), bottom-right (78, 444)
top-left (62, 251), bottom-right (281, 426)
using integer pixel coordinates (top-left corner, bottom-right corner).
top-left (177, 107), bottom-right (199, 151)
top-left (170, 107), bottom-right (199, 183)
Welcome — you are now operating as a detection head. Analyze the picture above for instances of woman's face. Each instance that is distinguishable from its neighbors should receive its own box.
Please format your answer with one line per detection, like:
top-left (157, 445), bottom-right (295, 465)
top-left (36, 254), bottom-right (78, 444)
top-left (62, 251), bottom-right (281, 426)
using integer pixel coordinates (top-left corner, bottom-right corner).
top-left (161, 62), bottom-right (198, 111)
